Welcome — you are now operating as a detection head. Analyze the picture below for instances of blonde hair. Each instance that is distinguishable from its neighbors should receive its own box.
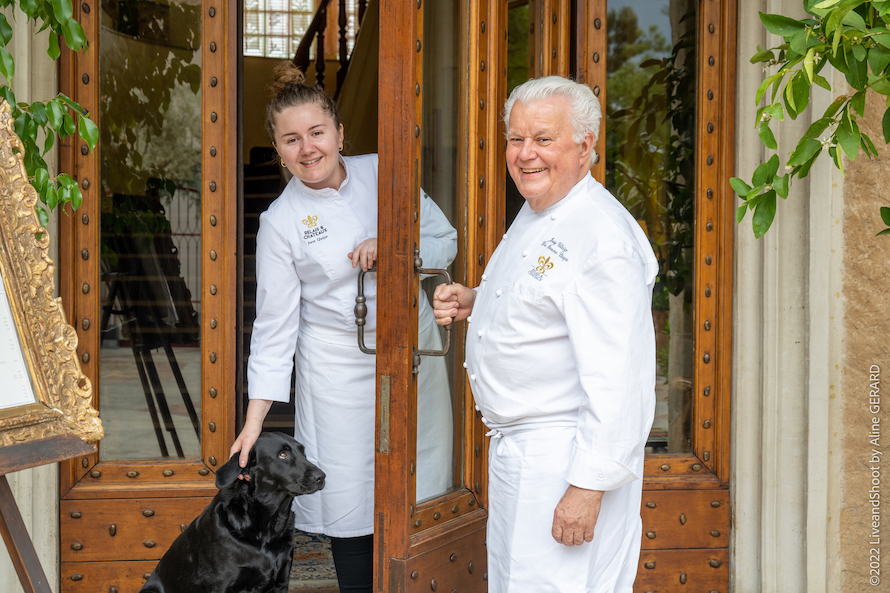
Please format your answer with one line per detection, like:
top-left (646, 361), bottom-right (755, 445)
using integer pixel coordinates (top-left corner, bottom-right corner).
top-left (264, 61), bottom-right (341, 142)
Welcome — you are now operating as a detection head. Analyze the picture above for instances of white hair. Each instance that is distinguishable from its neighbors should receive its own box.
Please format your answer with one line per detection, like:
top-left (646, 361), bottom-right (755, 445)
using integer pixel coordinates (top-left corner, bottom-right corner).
top-left (503, 76), bottom-right (602, 153)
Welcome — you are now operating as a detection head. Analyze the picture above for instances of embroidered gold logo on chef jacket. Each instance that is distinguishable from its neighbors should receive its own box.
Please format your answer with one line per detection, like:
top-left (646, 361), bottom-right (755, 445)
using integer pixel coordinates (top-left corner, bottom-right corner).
top-left (528, 255), bottom-right (554, 281)
top-left (301, 215), bottom-right (328, 243)
top-left (535, 256), bottom-right (554, 273)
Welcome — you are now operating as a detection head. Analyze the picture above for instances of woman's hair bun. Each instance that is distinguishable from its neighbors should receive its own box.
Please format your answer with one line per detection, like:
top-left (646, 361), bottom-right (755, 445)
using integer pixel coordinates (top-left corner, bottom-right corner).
top-left (270, 61), bottom-right (306, 96)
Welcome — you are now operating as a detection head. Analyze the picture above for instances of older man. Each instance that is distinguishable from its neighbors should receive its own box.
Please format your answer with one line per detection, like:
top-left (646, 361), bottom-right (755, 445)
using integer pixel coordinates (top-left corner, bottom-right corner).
top-left (433, 76), bottom-right (657, 592)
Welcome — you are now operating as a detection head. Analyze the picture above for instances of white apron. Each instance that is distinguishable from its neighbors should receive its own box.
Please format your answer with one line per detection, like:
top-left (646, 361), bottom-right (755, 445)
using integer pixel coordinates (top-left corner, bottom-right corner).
top-left (292, 315), bottom-right (452, 537)
top-left (486, 426), bottom-right (643, 593)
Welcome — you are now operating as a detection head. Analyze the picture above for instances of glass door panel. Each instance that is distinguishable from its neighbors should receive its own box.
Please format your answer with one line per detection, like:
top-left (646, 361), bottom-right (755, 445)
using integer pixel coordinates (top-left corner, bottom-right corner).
top-left (98, 0), bottom-right (203, 461)
top-left (604, 0), bottom-right (697, 454)
top-left (418, 0), bottom-right (462, 503)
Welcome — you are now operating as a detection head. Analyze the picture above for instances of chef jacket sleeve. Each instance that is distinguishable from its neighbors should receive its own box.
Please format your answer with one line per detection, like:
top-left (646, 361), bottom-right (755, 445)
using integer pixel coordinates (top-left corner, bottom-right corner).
top-left (418, 189), bottom-right (458, 272)
top-left (247, 214), bottom-right (302, 403)
top-left (562, 240), bottom-right (656, 491)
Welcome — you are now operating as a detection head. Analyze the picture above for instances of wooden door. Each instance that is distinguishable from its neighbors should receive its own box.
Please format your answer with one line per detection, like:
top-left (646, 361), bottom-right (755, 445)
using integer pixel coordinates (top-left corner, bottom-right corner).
top-left (57, 0), bottom-right (238, 590)
top-left (375, 1), bottom-right (737, 592)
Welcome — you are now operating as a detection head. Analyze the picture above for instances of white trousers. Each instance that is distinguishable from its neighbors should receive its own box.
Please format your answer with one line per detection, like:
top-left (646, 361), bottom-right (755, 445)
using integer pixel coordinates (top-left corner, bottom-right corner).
top-left (487, 426), bottom-right (643, 593)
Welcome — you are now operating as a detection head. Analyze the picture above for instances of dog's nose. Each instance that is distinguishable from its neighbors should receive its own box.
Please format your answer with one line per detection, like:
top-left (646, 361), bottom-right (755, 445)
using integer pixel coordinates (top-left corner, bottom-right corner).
top-left (312, 468), bottom-right (325, 485)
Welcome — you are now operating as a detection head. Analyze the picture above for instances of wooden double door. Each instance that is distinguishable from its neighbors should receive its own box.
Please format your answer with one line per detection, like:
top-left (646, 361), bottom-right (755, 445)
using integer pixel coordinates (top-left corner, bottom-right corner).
top-left (57, 1), bottom-right (735, 591)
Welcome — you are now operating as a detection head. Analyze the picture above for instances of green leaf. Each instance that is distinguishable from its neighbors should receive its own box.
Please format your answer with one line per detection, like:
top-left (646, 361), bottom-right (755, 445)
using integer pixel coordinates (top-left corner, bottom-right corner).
top-left (792, 71), bottom-right (810, 113)
top-left (0, 14), bottom-right (11, 46)
top-left (47, 100), bottom-right (63, 130)
top-left (851, 90), bottom-right (866, 116)
top-left (788, 138), bottom-right (823, 166)
top-left (842, 10), bottom-right (867, 33)
top-left (47, 32), bottom-right (60, 60)
top-left (851, 39), bottom-right (867, 62)
top-left (18, 0), bottom-right (37, 18)
top-left (43, 132), bottom-right (54, 155)
top-left (759, 121), bottom-right (778, 149)
top-left (50, 0), bottom-right (74, 22)
top-left (804, 47), bottom-right (816, 82)
top-left (78, 115), bottom-right (97, 151)
top-left (825, 95), bottom-right (846, 119)
top-left (837, 112), bottom-right (861, 160)
top-left (730, 177), bottom-right (753, 197)
top-left (753, 191), bottom-right (778, 238)
top-left (33, 168), bottom-right (49, 193)
top-left (751, 48), bottom-right (776, 64)
top-left (760, 12), bottom-right (807, 37)
top-left (0, 47), bottom-right (14, 82)
top-left (813, 0), bottom-right (841, 8)
top-left (62, 113), bottom-right (75, 136)
top-left (29, 101), bottom-right (47, 126)
top-left (765, 102), bottom-right (785, 121)
top-left (874, 32), bottom-right (890, 50)
top-left (868, 45), bottom-right (890, 76)
top-left (45, 185), bottom-right (58, 211)
top-left (784, 75), bottom-right (798, 113)
top-left (803, 118), bottom-right (830, 139)
top-left (863, 132), bottom-right (878, 157)
top-left (756, 71), bottom-right (784, 105)
top-left (736, 203), bottom-right (749, 224)
top-left (62, 20), bottom-right (87, 51)
top-left (832, 24), bottom-right (843, 57)
top-left (753, 154), bottom-right (781, 186)
top-left (775, 174), bottom-right (790, 198)
top-left (881, 206), bottom-right (890, 226)
top-left (876, 228), bottom-right (890, 236)
top-left (35, 205), bottom-right (48, 228)
top-left (70, 186), bottom-right (82, 210)
top-left (812, 73), bottom-right (832, 90)
top-left (844, 44), bottom-right (868, 90)
top-left (55, 94), bottom-right (84, 114)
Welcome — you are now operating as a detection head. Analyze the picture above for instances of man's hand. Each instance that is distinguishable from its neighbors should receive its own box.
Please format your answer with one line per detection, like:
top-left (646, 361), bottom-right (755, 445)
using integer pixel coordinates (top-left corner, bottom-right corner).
top-left (433, 283), bottom-right (476, 325)
top-left (348, 238), bottom-right (378, 271)
top-left (551, 485), bottom-right (604, 546)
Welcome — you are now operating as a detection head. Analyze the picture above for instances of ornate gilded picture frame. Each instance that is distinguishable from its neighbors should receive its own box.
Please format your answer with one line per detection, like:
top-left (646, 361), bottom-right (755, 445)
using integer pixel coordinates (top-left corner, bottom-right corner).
top-left (0, 101), bottom-right (102, 466)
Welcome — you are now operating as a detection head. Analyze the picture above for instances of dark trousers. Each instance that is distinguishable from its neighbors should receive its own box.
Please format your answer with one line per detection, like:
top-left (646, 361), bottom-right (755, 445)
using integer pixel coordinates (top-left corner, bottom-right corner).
top-left (330, 534), bottom-right (373, 593)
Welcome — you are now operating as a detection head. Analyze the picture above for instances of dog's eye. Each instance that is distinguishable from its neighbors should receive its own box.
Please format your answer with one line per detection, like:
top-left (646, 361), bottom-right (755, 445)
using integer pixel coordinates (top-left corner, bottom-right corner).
top-left (278, 452), bottom-right (288, 459)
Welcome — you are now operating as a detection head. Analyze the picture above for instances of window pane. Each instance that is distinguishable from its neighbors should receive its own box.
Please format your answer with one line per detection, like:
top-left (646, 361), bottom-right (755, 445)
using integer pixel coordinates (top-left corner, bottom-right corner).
top-left (98, 0), bottom-right (203, 461)
top-left (605, 0), bottom-right (698, 454)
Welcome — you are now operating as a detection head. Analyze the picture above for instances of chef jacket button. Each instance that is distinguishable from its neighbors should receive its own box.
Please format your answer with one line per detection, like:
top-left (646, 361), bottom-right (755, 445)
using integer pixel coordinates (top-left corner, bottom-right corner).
top-left (503, 234), bottom-right (508, 240)
top-left (463, 361), bottom-right (468, 369)
top-left (480, 417), bottom-right (488, 423)
top-left (481, 274), bottom-right (487, 281)
top-left (551, 213), bottom-right (557, 220)
top-left (522, 250), bottom-right (529, 257)
top-left (467, 316), bottom-right (472, 323)
top-left (477, 330), bottom-right (483, 338)
top-left (474, 404), bottom-right (480, 411)
top-left (495, 289), bottom-right (502, 297)
top-left (470, 374), bottom-right (477, 382)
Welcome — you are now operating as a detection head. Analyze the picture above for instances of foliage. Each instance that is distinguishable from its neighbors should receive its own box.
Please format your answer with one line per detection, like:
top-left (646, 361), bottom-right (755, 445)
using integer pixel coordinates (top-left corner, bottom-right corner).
top-left (0, 0), bottom-right (97, 226)
top-left (732, 0), bottom-right (890, 237)
top-left (605, 5), bottom-right (696, 303)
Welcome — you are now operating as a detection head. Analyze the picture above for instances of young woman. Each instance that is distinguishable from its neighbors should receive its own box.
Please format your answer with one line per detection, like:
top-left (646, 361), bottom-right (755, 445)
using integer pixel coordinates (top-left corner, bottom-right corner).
top-left (230, 62), bottom-right (456, 592)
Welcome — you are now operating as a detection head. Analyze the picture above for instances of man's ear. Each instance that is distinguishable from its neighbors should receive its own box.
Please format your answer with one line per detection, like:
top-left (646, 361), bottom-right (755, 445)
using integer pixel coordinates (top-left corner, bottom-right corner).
top-left (215, 449), bottom-right (256, 488)
top-left (578, 131), bottom-right (595, 168)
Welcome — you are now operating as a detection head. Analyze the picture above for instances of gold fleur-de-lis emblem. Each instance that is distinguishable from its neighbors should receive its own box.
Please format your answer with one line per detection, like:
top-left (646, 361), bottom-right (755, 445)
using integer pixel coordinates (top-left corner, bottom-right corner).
top-left (302, 215), bottom-right (318, 228)
top-left (536, 256), bottom-right (554, 274)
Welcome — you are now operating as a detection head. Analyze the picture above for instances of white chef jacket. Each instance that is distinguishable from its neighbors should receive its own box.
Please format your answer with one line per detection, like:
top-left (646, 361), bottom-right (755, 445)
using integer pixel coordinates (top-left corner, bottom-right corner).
top-left (467, 173), bottom-right (657, 591)
top-left (247, 153), bottom-right (457, 536)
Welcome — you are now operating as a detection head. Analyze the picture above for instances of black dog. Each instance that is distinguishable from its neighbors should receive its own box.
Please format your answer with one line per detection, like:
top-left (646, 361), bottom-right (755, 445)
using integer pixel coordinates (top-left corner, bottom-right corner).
top-left (140, 432), bottom-right (325, 593)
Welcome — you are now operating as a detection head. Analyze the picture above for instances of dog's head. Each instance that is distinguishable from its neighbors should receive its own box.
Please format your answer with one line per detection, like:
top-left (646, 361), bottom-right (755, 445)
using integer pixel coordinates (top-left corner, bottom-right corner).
top-left (216, 432), bottom-right (325, 498)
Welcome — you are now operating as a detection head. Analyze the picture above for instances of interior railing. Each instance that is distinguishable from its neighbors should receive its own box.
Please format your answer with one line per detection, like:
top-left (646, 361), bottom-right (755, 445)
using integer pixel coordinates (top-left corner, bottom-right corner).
top-left (293, 0), bottom-right (369, 99)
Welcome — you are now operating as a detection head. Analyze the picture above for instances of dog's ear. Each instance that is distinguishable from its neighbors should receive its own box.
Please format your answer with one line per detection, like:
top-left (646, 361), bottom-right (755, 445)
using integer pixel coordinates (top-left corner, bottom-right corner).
top-left (216, 451), bottom-right (248, 488)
